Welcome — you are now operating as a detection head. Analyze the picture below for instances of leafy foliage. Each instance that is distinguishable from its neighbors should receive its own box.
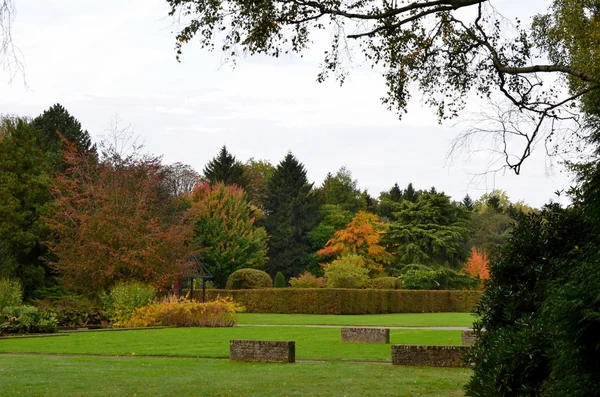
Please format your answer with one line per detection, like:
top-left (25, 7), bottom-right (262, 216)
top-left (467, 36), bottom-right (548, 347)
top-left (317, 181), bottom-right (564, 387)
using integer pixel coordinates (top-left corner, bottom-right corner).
top-left (463, 247), bottom-right (490, 283)
top-left (0, 278), bottom-right (22, 310)
top-left (316, 167), bottom-right (365, 213)
top-left (44, 138), bottom-right (196, 294)
top-left (102, 281), bottom-right (156, 325)
top-left (465, 204), bottom-right (591, 396)
top-left (400, 268), bottom-right (479, 291)
top-left (263, 153), bottom-right (318, 278)
top-left (121, 296), bottom-right (241, 328)
top-left (274, 272), bottom-right (285, 288)
top-left (189, 182), bottom-right (268, 287)
top-left (386, 192), bottom-right (471, 267)
top-left (0, 305), bottom-right (58, 335)
top-left (370, 277), bottom-right (400, 290)
top-left (225, 268), bottom-right (272, 290)
top-left (289, 271), bottom-right (327, 288)
top-left (324, 254), bottom-right (370, 289)
top-left (35, 298), bottom-right (106, 328)
top-left (243, 158), bottom-right (275, 209)
top-left (318, 211), bottom-right (392, 274)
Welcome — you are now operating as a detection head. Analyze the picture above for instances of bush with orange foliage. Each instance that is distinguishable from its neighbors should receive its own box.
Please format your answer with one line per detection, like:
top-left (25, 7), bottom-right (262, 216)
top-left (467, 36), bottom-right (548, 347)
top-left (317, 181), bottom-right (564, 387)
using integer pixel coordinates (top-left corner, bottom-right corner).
top-left (317, 211), bottom-right (393, 274)
top-left (120, 296), bottom-right (243, 328)
top-left (463, 247), bottom-right (490, 283)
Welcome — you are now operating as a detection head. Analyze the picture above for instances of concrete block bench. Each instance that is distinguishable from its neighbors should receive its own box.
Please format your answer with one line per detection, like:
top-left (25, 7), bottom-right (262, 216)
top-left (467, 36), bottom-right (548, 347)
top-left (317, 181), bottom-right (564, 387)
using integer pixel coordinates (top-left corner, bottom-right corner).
top-left (341, 327), bottom-right (390, 344)
top-left (392, 345), bottom-right (470, 368)
top-left (230, 340), bottom-right (295, 363)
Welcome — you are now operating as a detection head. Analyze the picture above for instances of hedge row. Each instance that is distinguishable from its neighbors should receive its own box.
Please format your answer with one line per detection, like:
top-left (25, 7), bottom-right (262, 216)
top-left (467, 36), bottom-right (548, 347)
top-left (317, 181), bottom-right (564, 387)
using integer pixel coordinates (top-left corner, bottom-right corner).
top-left (200, 289), bottom-right (481, 314)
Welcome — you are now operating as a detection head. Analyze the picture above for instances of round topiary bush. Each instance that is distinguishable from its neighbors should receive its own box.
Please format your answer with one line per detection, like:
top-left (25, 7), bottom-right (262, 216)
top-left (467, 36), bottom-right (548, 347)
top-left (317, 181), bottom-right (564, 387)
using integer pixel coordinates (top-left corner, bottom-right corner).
top-left (371, 277), bottom-right (400, 290)
top-left (226, 269), bottom-right (273, 289)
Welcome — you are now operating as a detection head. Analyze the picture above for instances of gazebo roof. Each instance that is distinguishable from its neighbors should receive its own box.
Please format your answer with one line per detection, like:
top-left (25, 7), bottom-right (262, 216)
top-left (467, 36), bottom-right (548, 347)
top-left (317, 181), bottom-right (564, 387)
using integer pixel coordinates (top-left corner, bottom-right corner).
top-left (183, 256), bottom-right (213, 279)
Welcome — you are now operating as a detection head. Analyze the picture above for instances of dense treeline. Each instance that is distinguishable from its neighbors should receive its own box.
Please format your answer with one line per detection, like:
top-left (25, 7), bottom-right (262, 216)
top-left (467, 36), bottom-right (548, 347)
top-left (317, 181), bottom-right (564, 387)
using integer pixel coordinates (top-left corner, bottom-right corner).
top-left (0, 104), bottom-right (534, 299)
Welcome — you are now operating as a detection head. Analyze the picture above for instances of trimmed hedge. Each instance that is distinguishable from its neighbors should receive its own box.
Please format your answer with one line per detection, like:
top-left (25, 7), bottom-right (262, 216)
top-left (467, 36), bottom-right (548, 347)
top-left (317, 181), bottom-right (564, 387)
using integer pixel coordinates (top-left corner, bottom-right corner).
top-left (226, 269), bottom-right (272, 289)
top-left (203, 288), bottom-right (481, 314)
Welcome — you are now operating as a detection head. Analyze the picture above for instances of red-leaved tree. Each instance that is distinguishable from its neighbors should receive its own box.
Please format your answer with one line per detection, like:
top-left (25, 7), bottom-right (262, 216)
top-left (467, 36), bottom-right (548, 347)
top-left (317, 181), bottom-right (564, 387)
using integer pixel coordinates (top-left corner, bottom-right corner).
top-left (44, 136), bottom-right (196, 295)
top-left (463, 247), bottom-right (490, 285)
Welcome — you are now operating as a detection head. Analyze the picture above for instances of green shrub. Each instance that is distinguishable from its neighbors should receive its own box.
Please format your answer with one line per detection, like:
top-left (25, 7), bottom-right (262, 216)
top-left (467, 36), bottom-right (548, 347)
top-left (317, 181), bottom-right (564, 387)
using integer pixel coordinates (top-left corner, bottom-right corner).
top-left (35, 298), bottom-right (107, 327)
top-left (274, 272), bottom-right (286, 288)
top-left (400, 268), bottom-right (479, 290)
top-left (0, 305), bottom-right (58, 335)
top-left (371, 277), bottom-right (400, 289)
top-left (102, 281), bottom-right (156, 324)
top-left (0, 278), bottom-right (22, 310)
top-left (289, 272), bottom-right (327, 288)
top-left (325, 255), bottom-right (370, 289)
top-left (121, 296), bottom-right (242, 328)
top-left (206, 289), bottom-right (481, 314)
top-left (225, 269), bottom-right (272, 290)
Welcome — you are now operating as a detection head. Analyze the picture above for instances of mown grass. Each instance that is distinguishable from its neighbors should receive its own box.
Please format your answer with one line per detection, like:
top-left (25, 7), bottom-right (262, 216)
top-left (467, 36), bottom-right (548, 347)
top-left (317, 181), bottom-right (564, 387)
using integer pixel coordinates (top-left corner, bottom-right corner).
top-left (0, 355), bottom-right (471, 396)
top-left (0, 327), bottom-right (461, 361)
top-left (237, 312), bottom-right (476, 327)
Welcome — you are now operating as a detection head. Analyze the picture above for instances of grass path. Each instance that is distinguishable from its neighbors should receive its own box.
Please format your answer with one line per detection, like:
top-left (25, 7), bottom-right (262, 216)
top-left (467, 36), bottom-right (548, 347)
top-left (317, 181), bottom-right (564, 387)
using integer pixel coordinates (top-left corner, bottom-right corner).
top-left (0, 327), bottom-right (461, 362)
top-left (236, 313), bottom-right (476, 327)
top-left (0, 355), bottom-right (470, 396)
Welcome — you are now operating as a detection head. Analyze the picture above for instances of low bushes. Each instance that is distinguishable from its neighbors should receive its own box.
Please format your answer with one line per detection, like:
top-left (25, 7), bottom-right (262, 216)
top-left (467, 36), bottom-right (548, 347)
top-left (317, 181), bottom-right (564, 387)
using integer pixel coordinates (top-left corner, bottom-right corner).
top-left (0, 278), bottom-right (22, 310)
top-left (371, 277), bottom-right (400, 290)
top-left (121, 296), bottom-right (242, 328)
top-left (324, 255), bottom-right (370, 289)
top-left (0, 305), bottom-right (58, 335)
top-left (102, 281), bottom-right (156, 324)
top-left (206, 289), bottom-right (482, 314)
top-left (35, 298), bottom-right (106, 328)
top-left (226, 269), bottom-right (272, 289)
top-left (289, 272), bottom-right (327, 288)
top-left (400, 268), bottom-right (480, 290)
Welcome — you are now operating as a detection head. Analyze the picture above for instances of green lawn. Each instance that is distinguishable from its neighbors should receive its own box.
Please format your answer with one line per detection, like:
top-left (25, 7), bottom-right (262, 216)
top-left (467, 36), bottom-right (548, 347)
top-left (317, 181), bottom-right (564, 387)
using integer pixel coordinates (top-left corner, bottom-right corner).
top-left (0, 327), bottom-right (460, 362)
top-left (0, 355), bottom-right (470, 396)
top-left (237, 313), bottom-right (476, 327)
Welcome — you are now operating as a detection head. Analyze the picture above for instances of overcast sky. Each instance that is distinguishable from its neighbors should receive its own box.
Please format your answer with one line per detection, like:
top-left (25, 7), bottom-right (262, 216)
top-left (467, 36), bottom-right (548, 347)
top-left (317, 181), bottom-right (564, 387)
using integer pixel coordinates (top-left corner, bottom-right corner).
top-left (0, 0), bottom-right (576, 207)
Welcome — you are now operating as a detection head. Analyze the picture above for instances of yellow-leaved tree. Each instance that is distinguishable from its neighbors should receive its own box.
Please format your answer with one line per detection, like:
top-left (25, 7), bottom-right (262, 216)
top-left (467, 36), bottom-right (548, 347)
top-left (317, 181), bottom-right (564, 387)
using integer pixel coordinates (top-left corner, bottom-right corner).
top-left (317, 211), bottom-right (393, 274)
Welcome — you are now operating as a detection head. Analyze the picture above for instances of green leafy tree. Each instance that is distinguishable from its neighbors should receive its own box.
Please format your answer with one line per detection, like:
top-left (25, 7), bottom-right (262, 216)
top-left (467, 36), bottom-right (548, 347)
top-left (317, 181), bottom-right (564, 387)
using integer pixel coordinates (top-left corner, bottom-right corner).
top-left (189, 182), bottom-right (268, 287)
top-left (316, 167), bottom-right (365, 213)
top-left (308, 204), bottom-right (353, 251)
top-left (203, 145), bottom-right (248, 189)
top-left (31, 104), bottom-right (96, 171)
top-left (274, 271), bottom-right (285, 288)
top-left (0, 118), bottom-right (52, 296)
top-left (385, 192), bottom-right (471, 268)
top-left (243, 158), bottom-right (275, 209)
top-left (263, 153), bottom-right (318, 278)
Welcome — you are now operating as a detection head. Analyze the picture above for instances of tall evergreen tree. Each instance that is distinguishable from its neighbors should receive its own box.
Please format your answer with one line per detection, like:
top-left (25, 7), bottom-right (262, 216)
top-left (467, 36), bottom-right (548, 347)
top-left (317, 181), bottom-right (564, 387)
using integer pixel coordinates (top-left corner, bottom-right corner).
top-left (263, 153), bottom-right (318, 278)
top-left (203, 145), bottom-right (248, 188)
top-left (0, 118), bottom-right (52, 296)
top-left (462, 194), bottom-right (474, 211)
top-left (31, 103), bottom-right (96, 171)
top-left (389, 183), bottom-right (403, 202)
top-left (403, 183), bottom-right (418, 203)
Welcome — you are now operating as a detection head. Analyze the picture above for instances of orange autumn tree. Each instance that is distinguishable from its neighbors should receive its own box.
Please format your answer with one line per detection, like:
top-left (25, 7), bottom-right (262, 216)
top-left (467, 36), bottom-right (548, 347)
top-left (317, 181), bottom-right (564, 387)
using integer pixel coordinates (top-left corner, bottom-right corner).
top-left (44, 136), bottom-right (196, 295)
top-left (317, 211), bottom-right (393, 274)
top-left (463, 247), bottom-right (490, 285)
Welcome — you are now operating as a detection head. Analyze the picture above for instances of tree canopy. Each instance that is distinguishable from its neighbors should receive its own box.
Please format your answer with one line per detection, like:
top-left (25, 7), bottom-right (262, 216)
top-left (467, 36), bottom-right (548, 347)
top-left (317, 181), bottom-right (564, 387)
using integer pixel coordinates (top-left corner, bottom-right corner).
top-left (167, 0), bottom-right (600, 174)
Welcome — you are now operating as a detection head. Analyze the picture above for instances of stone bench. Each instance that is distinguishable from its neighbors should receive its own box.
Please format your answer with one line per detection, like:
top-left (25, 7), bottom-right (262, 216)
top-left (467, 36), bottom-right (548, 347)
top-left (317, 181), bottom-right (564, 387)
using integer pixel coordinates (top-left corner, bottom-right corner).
top-left (230, 340), bottom-right (295, 363)
top-left (341, 327), bottom-right (390, 344)
top-left (461, 330), bottom-right (477, 345)
top-left (392, 345), bottom-right (470, 368)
